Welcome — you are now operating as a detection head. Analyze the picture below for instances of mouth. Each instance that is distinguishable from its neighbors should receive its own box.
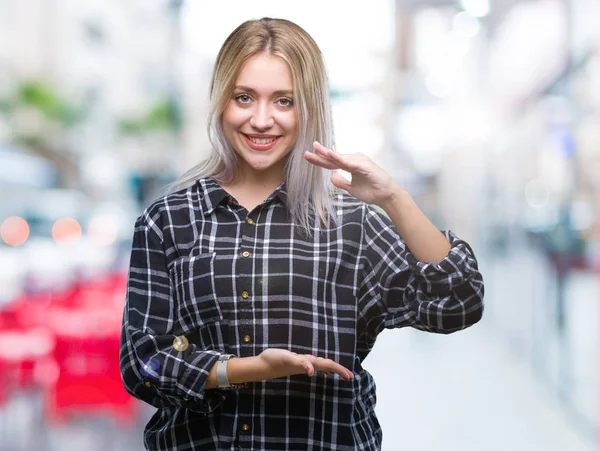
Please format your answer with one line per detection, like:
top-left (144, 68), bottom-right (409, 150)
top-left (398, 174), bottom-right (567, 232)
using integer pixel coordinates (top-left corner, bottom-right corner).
top-left (242, 133), bottom-right (281, 151)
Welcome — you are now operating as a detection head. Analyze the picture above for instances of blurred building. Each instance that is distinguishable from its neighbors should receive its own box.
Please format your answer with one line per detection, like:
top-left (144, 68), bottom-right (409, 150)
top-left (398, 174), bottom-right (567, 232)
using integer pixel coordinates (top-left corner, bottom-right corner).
top-left (391, 0), bottom-right (600, 439)
top-left (0, 0), bottom-right (183, 202)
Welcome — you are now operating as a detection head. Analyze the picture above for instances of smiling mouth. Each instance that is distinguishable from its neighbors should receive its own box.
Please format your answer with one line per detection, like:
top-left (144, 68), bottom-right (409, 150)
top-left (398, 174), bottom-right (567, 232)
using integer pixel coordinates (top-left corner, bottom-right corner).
top-left (242, 134), bottom-right (282, 150)
top-left (244, 134), bottom-right (280, 144)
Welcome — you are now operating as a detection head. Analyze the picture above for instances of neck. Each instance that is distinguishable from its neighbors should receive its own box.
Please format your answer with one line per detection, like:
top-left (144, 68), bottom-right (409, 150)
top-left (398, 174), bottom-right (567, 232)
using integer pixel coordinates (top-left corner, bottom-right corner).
top-left (231, 165), bottom-right (285, 193)
top-left (219, 166), bottom-right (285, 213)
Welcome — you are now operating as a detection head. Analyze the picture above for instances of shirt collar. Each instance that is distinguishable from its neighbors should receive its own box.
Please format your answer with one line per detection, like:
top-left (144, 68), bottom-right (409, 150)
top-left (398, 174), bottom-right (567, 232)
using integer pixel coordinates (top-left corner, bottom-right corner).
top-left (198, 177), bottom-right (288, 216)
top-left (271, 182), bottom-right (288, 204)
top-left (198, 178), bottom-right (230, 216)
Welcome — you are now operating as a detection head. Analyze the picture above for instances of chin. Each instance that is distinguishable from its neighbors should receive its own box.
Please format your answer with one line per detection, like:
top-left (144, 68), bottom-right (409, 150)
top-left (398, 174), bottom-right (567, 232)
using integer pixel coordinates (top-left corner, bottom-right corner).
top-left (240, 151), bottom-right (290, 173)
top-left (247, 160), bottom-right (280, 172)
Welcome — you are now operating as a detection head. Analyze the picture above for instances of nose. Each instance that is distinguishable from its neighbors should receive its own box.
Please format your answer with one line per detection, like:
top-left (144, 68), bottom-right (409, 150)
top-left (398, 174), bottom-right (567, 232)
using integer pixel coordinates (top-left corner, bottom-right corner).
top-left (249, 102), bottom-right (275, 130)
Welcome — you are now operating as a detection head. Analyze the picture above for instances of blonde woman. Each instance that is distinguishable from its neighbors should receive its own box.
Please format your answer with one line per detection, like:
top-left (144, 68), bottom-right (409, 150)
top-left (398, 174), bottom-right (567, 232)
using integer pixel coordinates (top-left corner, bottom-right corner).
top-left (120, 17), bottom-right (484, 451)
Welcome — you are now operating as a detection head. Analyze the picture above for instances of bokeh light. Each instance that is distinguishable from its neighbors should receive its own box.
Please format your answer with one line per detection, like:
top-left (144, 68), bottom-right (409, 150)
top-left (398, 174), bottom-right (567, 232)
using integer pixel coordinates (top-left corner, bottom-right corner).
top-left (51, 218), bottom-right (82, 243)
top-left (0, 216), bottom-right (30, 246)
top-left (87, 215), bottom-right (119, 247)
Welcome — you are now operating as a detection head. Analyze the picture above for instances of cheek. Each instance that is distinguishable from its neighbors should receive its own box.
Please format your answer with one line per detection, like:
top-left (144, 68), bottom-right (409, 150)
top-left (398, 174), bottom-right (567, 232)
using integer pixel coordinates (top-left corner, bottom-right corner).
top-left (222, 106), bottom-right (248, 130)
top-left (281, 112), bottom-right (298, 134)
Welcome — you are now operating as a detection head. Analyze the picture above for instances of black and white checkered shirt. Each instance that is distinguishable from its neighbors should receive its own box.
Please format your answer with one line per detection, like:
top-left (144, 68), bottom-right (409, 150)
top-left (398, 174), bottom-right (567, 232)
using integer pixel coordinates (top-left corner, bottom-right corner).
top-left (119, 177), bottom-right (484, 450)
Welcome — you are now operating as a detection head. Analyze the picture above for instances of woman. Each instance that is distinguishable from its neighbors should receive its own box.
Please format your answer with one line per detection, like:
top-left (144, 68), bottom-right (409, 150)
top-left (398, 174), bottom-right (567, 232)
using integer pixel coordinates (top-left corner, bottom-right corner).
top-left (120, 17), bottom-right (484, 450)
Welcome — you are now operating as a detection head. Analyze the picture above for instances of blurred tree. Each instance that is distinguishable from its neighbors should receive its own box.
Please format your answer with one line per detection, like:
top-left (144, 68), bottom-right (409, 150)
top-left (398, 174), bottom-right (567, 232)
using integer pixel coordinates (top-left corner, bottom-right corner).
top-left (118, 97), bottom-right (181, 136)
top-left (117, 96), bottom-right (181, 207)
top-left (0, 80), bottom-right (88, 188)
top-left (17, 81), bottom-right (84, 125)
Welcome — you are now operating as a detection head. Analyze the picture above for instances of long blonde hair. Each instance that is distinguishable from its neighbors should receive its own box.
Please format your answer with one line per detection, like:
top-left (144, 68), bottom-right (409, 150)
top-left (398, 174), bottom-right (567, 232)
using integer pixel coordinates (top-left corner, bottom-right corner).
top-left (169, 17), bottom-right (337, 234)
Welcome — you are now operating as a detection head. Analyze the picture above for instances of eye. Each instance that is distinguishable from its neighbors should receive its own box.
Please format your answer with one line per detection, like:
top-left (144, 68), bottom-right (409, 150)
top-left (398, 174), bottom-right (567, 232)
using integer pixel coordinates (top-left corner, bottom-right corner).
top-left (277, 97), bottom-right (293, 107)
top-left (235, 94), bottom-right (252, 103)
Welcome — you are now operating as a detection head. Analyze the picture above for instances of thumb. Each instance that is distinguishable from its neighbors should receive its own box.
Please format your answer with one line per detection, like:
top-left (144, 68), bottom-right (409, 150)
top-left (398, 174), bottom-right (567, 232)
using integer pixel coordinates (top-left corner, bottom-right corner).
top-left (301, 359), bottom-right (315, 377)
top-left (331, 172), bottom-right (352, 192)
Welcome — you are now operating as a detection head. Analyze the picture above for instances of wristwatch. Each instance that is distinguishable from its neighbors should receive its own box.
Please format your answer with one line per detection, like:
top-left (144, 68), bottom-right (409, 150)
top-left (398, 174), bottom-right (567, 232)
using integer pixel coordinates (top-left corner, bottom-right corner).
top-left (216, 354), bottom-right (237, 388)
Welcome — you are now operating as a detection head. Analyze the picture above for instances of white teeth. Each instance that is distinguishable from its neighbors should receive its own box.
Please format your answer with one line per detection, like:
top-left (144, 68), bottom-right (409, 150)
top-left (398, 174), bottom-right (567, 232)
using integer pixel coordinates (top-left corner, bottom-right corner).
top-left (248, 137), bottom-right (277, 144)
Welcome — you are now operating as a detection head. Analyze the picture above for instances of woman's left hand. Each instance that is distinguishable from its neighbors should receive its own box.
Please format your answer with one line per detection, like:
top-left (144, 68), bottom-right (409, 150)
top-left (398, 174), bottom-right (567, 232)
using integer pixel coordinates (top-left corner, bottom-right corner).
top-left (304, 141), bottom-right (400, 207)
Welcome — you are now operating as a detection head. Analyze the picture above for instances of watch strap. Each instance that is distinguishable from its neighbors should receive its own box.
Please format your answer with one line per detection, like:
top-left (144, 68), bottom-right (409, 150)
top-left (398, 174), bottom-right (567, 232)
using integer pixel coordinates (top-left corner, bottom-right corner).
top-left (216, 354), bottom-right (235, 388)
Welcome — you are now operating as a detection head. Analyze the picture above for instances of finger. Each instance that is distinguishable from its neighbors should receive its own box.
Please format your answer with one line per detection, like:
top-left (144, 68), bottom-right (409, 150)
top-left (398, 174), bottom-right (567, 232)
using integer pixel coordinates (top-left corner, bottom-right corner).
top-left (304, 361), bottom-right (315, 377)
top-left (327, 152), bottom-right (363, 173)
top-left (298, 358), bottom-right (314, 377)
top-left (307, 356), bottom-right (353, 381)
top-left (339, 366), bottom-right (354, 380)
top-left (331, 364), bottom-right (353, 381)
top-left (330, 172), bottom-right (352, 192)
top-left (312, 142), bottom-right (342, 165)
top-left (313, 142), bottom-right (357, 172)
top-left (304, 151), bottom-right (340, 170)
top-left (304, 150), bottom-right (340, 169)
top-left (312, 141), bottom-right (330, 155)
top-left (312, 143), bottom-right (335, 160)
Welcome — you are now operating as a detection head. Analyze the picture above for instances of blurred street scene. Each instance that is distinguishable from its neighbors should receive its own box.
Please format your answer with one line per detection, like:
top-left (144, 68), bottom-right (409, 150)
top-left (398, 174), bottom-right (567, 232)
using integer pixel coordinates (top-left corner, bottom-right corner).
top-left (0, 0), bottom-right (598, 450)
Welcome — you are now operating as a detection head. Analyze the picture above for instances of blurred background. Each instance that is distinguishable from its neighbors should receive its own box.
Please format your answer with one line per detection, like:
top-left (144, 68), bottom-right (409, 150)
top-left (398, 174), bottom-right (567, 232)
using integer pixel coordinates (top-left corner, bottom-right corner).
top-left (0, 0), bottom-right (598, 450)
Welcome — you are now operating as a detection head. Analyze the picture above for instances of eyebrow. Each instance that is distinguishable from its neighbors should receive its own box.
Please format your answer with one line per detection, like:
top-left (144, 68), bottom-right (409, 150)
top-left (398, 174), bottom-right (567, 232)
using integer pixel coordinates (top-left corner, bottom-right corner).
top-left (234, 85), bottom-right (293, 96)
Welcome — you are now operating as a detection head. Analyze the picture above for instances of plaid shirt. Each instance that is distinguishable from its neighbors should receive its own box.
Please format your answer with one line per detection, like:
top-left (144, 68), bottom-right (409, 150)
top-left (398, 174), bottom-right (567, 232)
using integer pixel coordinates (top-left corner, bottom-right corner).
top-left (119, 177), bottom-right (484, 450)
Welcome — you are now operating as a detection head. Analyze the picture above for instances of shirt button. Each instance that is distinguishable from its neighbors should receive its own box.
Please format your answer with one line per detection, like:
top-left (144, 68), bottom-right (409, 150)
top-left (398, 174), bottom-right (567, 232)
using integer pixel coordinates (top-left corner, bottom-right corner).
top-left (247, 218), bottom-right (254, 225)
top-left (242, 251), bottom-right (250, 258)
top-left (242, 423), bottom-right (250, 432)
top-left (241, 291), bottom-right (249, 299)
top-left (172, 335), bottom-right (189, 352)
top-left (144, 381), bottom-right (152, 388)
top-left (243, 335), bottom-right (251, 343)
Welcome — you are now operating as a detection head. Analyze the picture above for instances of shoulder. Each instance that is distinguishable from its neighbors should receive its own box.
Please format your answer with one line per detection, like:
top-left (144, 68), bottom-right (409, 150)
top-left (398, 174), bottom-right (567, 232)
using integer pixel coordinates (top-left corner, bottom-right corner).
top-left (331, 191), bottom-right (390, 223)
top-left (136, 179), bottom-right (204, 238)
top-left (331, 191), bottom-right (398, 245)
top-left (331, 190), bottom-right (364, 216)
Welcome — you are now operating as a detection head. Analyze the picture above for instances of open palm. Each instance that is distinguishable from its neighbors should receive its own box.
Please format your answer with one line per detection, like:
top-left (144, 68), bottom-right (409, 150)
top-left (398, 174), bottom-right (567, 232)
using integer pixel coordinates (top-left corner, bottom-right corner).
top-left (259, 348), bottom-right (353, 380)
top-left (304, 141), bottom-right (397, 207)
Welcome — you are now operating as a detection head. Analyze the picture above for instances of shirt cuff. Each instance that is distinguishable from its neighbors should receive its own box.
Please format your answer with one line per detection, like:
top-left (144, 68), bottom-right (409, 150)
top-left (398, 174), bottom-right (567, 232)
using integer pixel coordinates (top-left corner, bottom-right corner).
top-left (407, 230), bottom-right (480, 294)
top-left (143, 351), bottom-right (225, 414)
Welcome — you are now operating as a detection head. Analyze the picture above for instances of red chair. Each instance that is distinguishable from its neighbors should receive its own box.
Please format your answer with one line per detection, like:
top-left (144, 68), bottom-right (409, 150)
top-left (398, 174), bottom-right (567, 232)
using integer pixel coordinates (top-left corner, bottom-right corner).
top-left (2, 272), bottom-right (136, 426)
top-left (44, 305), bottom-right (136, 426)
top-left (0, 328), bottom-right (55, 392)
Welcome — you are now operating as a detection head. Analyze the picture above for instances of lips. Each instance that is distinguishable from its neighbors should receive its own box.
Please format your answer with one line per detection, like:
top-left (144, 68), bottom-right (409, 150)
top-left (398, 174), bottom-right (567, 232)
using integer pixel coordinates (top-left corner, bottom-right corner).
top-left (242, 133), bottom-right (281, 151)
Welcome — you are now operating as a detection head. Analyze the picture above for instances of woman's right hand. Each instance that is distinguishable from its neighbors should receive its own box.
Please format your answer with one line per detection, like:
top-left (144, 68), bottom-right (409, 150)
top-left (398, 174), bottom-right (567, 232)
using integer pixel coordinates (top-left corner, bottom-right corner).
top-left (257, 348), bottom-right (354, 381)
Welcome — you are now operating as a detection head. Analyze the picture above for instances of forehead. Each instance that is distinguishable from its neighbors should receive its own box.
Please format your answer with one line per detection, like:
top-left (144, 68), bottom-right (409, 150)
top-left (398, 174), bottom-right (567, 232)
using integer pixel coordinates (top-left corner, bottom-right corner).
top-left (235, 53), bottom-right (293, 92)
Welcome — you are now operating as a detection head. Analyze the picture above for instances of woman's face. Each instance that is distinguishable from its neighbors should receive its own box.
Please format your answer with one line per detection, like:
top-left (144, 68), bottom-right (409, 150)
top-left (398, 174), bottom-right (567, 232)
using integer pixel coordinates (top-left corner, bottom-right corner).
top-left (221, 52), bottom-right (298, 181)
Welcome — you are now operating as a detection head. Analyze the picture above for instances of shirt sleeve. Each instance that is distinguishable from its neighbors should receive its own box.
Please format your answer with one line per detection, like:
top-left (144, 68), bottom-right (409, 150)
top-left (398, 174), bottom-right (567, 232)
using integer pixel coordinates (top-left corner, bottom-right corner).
top-left (357, 205), bottom-right (484, 337)
top-left (119, 213), bottom-right (226, 414)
